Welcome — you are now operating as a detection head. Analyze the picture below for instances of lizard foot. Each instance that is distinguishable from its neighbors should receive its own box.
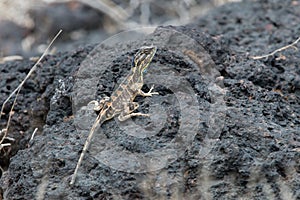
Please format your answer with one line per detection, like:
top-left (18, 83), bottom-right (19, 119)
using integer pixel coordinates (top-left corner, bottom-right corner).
top-left (138, 85), bottom-right (159, 97)
top-left (118, 112), bottom-right (150, 121)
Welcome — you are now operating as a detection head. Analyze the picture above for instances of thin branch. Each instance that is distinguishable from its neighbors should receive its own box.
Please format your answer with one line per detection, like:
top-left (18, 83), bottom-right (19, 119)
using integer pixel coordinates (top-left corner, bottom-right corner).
top-left (0, 30), bottom-right (62, 145)
top-left (251, 36), bottom-right (300, 60)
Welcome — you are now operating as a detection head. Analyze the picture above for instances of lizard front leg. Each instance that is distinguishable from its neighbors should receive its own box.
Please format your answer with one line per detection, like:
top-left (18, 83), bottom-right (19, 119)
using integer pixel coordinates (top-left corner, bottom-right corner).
top-left (138, 85), bottom-right (159, 97)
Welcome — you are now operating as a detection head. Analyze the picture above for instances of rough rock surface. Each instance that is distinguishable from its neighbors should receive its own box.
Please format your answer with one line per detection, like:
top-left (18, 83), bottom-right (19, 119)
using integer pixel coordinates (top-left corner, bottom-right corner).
top-left (1, 0), bottom-right (299, 199)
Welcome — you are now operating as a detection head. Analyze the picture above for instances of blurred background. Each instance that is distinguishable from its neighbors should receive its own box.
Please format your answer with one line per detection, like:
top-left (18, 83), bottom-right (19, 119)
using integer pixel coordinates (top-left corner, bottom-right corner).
top-left (0, 0), bottom-right (239, 58)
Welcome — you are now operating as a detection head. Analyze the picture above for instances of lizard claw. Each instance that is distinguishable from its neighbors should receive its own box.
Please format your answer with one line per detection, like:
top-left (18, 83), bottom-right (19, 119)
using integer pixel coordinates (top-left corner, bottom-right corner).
top-left (147, 85), bottom-right (159, 96)
top-left (138, 85), bottom-right (159, 96)
top-left (148, 85), bottom-right (155, 93)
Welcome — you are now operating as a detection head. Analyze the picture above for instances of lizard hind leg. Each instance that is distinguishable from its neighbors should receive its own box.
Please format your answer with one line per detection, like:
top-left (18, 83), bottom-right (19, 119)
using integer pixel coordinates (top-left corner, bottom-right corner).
top-left (118, 112), bottom-right (150, 122)
top-left (88, 96), bottom-right (110, 111)
top-left (118, 102), bottom-right (149, 121)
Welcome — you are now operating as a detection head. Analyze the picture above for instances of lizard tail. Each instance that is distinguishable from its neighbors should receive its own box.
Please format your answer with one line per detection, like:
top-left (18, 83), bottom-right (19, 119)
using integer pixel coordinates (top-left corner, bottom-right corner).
top-left (70, 114), bottom-right (104, 185)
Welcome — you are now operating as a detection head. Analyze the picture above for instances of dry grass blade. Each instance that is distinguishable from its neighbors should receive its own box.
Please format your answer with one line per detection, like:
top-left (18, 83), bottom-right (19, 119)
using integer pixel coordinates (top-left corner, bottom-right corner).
top-left (251, 36), bottom-right (300, 60)
top-left (0, 30), bottom-right (62, 146)
top-left (30, 128), bottom-right (38, 142)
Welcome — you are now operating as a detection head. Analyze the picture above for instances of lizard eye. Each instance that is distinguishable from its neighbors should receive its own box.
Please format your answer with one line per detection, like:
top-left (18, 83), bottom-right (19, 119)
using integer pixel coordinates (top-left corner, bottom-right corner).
top-left (132, 46), bottom-right (157, 68)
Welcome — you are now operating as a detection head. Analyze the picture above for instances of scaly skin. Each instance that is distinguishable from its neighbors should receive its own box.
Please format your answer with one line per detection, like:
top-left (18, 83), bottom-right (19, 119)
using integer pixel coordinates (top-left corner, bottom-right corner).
top-left (70, 46), bottom-right (158, 185)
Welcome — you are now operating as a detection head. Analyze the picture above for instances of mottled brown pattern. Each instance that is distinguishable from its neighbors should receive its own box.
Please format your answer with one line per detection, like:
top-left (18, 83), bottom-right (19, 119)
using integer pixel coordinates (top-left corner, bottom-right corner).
top-left (70, 45), bottom-right (158, 185)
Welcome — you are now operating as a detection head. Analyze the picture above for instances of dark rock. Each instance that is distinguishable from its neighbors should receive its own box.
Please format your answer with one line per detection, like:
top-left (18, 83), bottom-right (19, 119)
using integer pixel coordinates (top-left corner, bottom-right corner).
top-left (1, 1), bottom-right (299, 199)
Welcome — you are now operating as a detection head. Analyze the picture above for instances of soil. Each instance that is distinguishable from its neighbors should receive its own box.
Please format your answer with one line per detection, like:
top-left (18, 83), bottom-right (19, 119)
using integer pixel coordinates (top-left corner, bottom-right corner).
top-left (0, 0), bottom-right (299, 199)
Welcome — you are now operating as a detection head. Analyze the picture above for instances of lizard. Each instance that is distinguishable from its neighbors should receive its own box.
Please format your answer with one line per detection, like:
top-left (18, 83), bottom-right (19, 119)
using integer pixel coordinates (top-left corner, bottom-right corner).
top-left (70, 45), bottom-right (158, 185)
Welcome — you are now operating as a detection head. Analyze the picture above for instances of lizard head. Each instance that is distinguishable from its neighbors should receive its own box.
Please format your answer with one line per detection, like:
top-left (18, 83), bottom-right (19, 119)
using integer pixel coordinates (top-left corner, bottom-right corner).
top-left (133, 45), bottom-right (157, 74)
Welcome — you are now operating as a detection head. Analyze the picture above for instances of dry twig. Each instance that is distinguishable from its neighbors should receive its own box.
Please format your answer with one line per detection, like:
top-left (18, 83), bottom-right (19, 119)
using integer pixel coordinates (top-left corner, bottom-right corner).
top-left (45, 0), bottom-right (131, 28)
top-left (26, 128), bottom-right (38, 148)
top-left (0, 30), bottom-right (62, 149)
top-left (0, 55), bottom-right (23, 64)
top-left (252, 36), bottom-right (300, 60)
top-left (30, 128), bottom-right (38, 142)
